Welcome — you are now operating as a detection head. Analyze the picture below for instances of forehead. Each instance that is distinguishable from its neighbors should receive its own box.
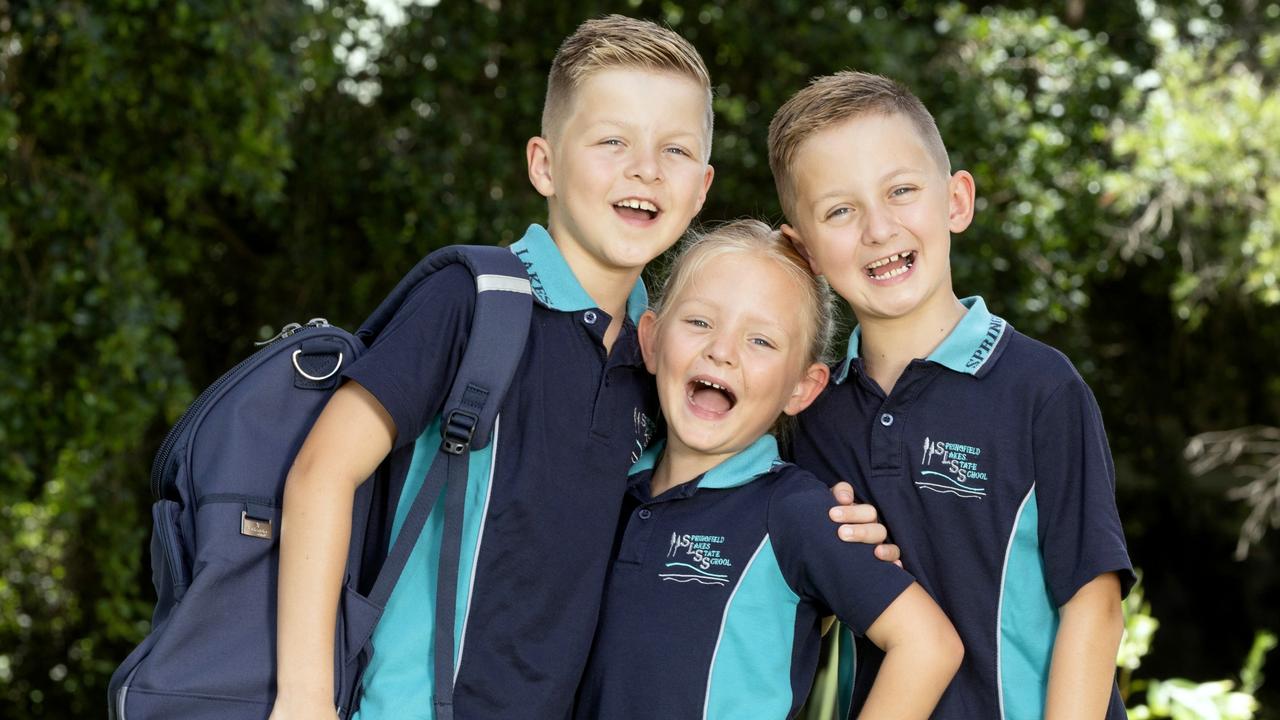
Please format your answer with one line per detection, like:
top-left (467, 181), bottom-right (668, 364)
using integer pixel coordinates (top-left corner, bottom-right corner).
top-left (564, 67), bottom-right (710, 137)
top-left (671, 252), bottom-right (806, 328)
top-left (791, 113), bottom-right (938, 193)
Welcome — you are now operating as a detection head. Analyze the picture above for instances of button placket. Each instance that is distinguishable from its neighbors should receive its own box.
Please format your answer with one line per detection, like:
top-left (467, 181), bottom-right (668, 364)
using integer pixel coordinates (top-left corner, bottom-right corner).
top-left (617, 501), bottom-right (659, 565)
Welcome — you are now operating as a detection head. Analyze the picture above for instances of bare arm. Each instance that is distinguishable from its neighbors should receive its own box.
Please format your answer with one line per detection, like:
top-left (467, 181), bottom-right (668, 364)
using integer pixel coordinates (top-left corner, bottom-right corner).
top-left (1044, 573), bottom-right (1124, 720)
top-left (270, 381), bottom-right (395, 719)
top-left (857, 583), bottom-right (963, 720)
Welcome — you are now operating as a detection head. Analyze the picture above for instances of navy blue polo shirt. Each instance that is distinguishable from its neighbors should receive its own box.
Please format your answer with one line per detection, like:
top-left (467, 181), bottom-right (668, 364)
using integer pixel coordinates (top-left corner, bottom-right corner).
top-left (575, 434), bottom-right (913, 720)
top-left (791, 296), bottom-right (1134, 720)
top-left (344, 225), bottom-right (658, 720)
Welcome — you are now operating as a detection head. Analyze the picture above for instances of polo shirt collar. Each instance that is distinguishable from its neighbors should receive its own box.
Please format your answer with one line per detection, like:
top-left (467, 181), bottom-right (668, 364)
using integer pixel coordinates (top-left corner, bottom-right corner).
top-left (509, 224), bottom-right (649, 325)
top-left (834, 296), bottom-right (1009, 384)
top-left (628, 434), bottom-right (783, 491)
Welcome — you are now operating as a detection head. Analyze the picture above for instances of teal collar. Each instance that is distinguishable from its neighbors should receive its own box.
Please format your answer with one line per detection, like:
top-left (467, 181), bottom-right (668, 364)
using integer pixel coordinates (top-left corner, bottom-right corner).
top-left (834, 296), bottom-right (1009, 384)
top-left (508, 224), bottom-right (649, 325)
top-left (629, 434), bottom-right (783, 490)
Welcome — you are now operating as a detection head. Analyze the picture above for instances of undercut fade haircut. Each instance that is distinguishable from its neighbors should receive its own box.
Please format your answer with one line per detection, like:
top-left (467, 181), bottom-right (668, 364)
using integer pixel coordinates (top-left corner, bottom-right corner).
top-left (542, 15), bottom-right (714, 159)
top-left (767, 71), bottom-right (951, 219)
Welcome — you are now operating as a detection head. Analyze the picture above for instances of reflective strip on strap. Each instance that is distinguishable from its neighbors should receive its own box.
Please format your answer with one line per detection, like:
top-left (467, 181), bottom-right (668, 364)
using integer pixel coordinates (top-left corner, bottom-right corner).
top-left (476, 274), bottom-right (532, 294)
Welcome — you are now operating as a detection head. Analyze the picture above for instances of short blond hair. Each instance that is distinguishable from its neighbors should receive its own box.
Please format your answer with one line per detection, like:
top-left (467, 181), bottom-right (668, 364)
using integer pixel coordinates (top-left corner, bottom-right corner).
top-left (768, 71), bottom-right (950, 218)
top-left (652, 219), bottom-right (836, 368)
top-left (542, 15), bottom-right (714, 158)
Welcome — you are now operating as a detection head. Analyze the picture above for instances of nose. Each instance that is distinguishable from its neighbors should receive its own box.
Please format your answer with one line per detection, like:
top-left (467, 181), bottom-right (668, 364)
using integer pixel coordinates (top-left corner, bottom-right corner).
top-left (627, 146), bottom-right (662, 184)
top-left (862, 202), bottom-right (899, 245)
top-left (705, 331), bottom-right (737, 367)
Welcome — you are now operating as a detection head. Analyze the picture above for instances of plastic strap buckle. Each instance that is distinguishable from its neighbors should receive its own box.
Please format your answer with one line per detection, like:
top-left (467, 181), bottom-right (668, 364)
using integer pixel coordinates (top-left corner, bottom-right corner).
top-left (440, 410), bottom-right (479, 455)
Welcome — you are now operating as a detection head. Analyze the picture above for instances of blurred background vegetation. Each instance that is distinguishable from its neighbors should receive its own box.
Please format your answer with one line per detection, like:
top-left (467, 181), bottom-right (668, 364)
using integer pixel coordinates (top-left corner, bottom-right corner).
top-left (3, 0), bottom-right (1280, 716)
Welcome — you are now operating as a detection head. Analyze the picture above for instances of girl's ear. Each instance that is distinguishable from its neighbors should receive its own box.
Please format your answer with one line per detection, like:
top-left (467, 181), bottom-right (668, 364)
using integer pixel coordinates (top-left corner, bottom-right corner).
top-left (783, 361), bottom-right (830, 416)
top-left (637, 310), bottom-right (661, 375)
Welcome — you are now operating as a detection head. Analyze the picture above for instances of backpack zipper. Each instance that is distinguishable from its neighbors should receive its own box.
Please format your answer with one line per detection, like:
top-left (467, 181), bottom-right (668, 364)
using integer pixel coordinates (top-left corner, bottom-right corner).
top-left (150, 320), bottom-right (332, 501)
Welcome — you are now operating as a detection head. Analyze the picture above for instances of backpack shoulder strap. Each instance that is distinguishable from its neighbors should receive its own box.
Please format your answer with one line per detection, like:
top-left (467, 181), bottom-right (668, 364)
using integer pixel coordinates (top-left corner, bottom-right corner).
top-left (357, 244), bottom-right (531, 720)
top-left (356, 244), bottom-right (532, 450)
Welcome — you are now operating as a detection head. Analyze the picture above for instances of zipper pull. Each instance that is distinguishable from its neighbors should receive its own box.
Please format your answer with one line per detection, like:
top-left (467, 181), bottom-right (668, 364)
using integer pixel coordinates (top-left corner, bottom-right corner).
top-left (255, 322), bottom-right (303, 346)
top-left (305, 318), bottom-right (330, 328)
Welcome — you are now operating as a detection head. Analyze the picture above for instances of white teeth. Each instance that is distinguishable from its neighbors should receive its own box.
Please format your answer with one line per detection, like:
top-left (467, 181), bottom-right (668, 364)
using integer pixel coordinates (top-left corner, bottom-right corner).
top-left (694, 379), bottom-right (727, 391)
top-left (616, 198), bottom-right (658, 213)
top-left (864, 251), bottom-right (915, 277)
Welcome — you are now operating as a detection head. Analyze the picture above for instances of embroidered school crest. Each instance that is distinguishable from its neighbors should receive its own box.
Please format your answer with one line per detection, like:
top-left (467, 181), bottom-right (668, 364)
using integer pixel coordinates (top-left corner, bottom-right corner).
top-left (630, 408), bottom-right (656, 464)
top-left (916, 436), bottom-right (990, 500)
top-left (659, 532), bottom-right (733, 586)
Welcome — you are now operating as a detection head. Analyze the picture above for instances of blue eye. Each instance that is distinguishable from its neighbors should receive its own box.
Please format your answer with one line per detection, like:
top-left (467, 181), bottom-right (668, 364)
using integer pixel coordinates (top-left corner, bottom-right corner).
top-left (890, 186), bottom-right (917, 198)
top-left (750, 337), bottom-right (777, 349)
top-left (686, 318), bottom-right (710, 329)
top-left (826, 207), bottom-right (852, 220)
top-left (665, 146), bottom-right (691, 157)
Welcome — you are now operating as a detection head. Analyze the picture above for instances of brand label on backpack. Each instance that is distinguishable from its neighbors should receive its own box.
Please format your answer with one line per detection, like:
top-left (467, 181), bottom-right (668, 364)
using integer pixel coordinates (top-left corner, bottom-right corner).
top-left (240, 512), bottom-right (273, 540)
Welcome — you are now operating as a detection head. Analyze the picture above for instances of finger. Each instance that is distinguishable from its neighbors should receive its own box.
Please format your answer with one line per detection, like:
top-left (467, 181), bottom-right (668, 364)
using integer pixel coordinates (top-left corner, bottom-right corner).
top-left (830, 481), bottom-right (856, 505)
top-left (837, 523), bottom-right (888, 544)
top-left (829, 503), bottom-right (878, 524)
top-left (874, 543), bottom-right (902, 563)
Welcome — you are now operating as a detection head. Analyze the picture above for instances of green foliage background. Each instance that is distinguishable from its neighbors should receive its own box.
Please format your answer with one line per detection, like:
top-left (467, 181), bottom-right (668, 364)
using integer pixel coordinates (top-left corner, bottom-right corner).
top-left (3, 0), bottom-right (1280, 715)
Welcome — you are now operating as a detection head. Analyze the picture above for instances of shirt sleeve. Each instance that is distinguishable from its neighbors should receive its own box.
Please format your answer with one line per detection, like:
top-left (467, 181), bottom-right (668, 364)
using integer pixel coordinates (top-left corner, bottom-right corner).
top-left (767, 469), bottom-right (915, 636)
top-left (341, 263), bottom-right (476, 450)
top-left (787, 390), bottom-right (854, 491)
top-left (1033, 372), bottom-right (1136, 606)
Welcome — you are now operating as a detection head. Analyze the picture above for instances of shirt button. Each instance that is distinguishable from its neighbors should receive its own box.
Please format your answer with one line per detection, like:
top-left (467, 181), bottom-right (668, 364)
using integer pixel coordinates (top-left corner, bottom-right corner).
top-left (880, 413), bottom-right (894, 427)
top-left (583, 310), bottom-right (598, 325)
top-left (638, 508), bottom-right (652, 520)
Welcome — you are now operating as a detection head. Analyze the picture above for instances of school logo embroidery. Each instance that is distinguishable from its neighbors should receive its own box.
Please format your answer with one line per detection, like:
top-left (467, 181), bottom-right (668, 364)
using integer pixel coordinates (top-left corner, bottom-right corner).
top-left (917, 437), bottom-right (989, 499)
top-left (631, 408), bottom-right (655, 464)
top-left (660, 533), bottom-right (732, 586)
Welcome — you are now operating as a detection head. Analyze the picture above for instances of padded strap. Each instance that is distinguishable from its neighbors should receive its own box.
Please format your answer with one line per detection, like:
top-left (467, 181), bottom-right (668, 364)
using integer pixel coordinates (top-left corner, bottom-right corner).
top-left (359, 244), bottom-right (532, 718)
top-left (357, 245), bottom-right (531, 450)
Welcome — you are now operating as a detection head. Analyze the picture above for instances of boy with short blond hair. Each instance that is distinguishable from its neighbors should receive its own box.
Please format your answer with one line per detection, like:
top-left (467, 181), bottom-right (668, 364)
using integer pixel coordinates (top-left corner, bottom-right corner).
top-left (270, 16), bottom-right (714, 720)
top-left (771, 71), bottom-right (1135, 719)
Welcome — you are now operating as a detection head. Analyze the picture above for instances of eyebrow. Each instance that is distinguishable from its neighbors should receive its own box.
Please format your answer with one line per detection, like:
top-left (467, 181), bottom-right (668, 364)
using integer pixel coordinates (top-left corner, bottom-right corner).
top-left (677, 297), bottom-right (794, 338)
top-left (806, 166), bottom-right (928, 209)
top-left (589, 119), bottom-right (704, 143)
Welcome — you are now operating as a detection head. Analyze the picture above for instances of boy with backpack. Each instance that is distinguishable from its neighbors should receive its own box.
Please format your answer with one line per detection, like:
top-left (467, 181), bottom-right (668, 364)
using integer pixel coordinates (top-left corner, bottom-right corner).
top-left (268, 15), bottom-right (718, 720)
top-left (773, 70), bottom-right (1135, 718)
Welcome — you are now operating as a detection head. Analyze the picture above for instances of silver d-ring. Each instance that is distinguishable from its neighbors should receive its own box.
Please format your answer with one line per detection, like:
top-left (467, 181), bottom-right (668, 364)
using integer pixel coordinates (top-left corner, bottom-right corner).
top-left (292, 349), bottom-right (343, 381)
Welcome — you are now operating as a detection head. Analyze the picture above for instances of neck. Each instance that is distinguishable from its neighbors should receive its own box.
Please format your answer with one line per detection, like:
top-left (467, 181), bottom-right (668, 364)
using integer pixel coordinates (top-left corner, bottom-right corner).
top-left (547, 223), bottom-right (640, 354)
top-left (858, 294), bottom-right (968, 394)
top-left (650, 440), bottom-right (728, 498)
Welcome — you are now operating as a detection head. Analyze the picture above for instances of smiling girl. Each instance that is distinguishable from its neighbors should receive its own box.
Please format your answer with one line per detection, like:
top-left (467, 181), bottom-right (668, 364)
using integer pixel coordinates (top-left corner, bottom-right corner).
top-left (573, 219), bottom-right (962, 719)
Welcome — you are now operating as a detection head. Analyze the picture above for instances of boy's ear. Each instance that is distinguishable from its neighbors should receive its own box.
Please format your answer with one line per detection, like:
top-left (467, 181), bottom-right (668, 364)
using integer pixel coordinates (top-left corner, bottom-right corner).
top-left (527, 136), bottom-right (555, 199)
top-left (783, 361), bottom-right (830, 417)
top-left (693, 164), bottom-right (715, 215)
top-left (947, 170), bottom-right (976, 234)
top-left (781, 224), bottom-right (822, 276)
top-left (636, 310), bottom-right (661, 375)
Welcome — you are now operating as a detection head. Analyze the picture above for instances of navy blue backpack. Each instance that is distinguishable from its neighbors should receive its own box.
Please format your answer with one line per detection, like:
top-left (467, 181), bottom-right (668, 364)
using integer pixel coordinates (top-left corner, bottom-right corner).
top-left (109, 245), bottom-right (533, 720)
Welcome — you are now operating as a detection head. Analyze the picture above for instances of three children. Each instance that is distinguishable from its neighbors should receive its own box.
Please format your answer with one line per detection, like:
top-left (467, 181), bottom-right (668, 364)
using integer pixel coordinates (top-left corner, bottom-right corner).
top-left (267, 14), bottom-right (1132, 720)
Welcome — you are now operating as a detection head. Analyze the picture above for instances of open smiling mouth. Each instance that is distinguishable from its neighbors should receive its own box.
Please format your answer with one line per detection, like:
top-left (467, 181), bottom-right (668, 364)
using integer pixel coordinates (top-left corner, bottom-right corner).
top-left (864, 251), bottom-right (916, 280)
top-left (687, 378), bottom-right (737, 414)
top-left (614, 198), bottom-right (659, 221)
